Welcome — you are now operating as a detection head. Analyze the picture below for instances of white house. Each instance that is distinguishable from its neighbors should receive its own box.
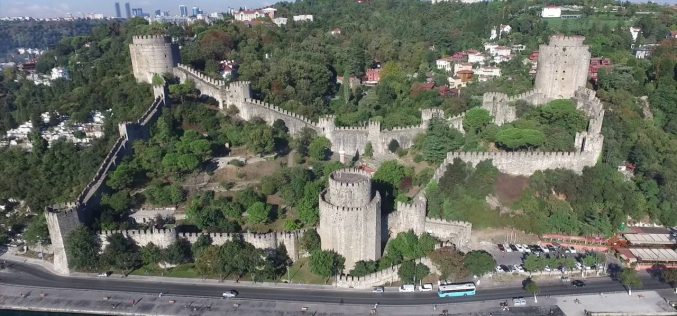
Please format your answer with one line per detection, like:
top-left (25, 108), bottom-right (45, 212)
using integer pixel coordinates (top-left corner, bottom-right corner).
top-left (467, 51), bottom-right (486, 64)
top-left (453, 62), bottom-right (473, 76)
top-left (542, 6), bottom-right (562, 18)
top-left (435, 57), bottom-right (454, 72)
top-left (475, 66), bottom-right (501, 81)
top-left (273, 17), bottom-right (288, 26)
top-left (293, 15), bottom-right (313, 22)
top-left (630, 27), bottom-right (641, 42)
top-left (50, 67), bottom-right (69, 80)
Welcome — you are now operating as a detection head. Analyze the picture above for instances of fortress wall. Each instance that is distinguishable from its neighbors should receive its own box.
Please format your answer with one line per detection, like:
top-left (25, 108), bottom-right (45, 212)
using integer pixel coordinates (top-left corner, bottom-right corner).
top-left (328, 127), bottom-right (369, 155)
top-left (534, 35), bottom-right (591, 100)
top-left (45, 207), bottom-right (81, 275)
top-left (448, 113), bottom-right (465, 133)
top-left (99, 228), bottom-right (177, 248)
top-left (379, 125), bottom-right (425, 153)
top-left (98, 229), bottom-right (303, 260)
top-left (387, 196), bottom-right (427, 236)
top-left (440, 150), bottom-right (597, 176)
top-left (173, 64), bottom-right (226, 105)
top-left (336, 246), bottom-right (442, 289)
top-left (240, 98), bottom-right (320, 135)
top-left (423, 218), bottom-right (472, 250)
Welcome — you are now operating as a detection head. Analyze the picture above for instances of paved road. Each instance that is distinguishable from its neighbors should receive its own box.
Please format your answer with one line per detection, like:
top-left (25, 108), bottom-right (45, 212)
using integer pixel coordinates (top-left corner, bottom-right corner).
top-left (0, 262), bottom-right (670, 306)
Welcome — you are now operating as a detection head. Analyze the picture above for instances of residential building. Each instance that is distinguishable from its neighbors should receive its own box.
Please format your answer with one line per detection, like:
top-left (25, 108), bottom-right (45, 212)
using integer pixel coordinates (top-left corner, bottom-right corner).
top-left (50, 67), bottom-right (69, 80)
top-left (634, 44), bottom-right (657, 59)
top-left (293, 15), bottom-right (314, 22)
top-left (364, 68), bottom-right (381, 85)
top-left (273, 17), bottom-right (288, 26)
top-left (451, 51), bottom-right (468, 62)
top-left (453, 62), bottom-right (473, 76)
top-left (234, 8), bottom-right (275, 22)
top-left (542, 5), bottom-right (561, 18)
top-left (219, 60), bottom-right (238, 80)
top-left (475, 66), bottom-right (501, 81)
top-left (435, 57), bottom-right (454, 72)
top-left (467, 50), bottom-right (486, 64)
top-left (630, 27), bottom-right (641, 42)
top-left (588, 57), bottom-right (613, 82)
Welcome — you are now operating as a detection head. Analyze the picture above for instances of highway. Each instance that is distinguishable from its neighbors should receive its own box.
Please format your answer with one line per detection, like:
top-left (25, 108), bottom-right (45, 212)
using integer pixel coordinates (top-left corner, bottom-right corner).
top-left (0, 261), bottom-right (671, 306)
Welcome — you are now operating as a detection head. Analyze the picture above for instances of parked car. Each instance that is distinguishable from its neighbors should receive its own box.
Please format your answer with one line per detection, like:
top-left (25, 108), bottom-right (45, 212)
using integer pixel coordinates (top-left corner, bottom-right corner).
top-left (222, 290), bottom-right (238, 298)
top-left (522, 244), bottom-right (531, 253)
top-left (571, 280), bottom-right (586, 287)
top-left (97, 272), bottom-right (110, 277)
top-left (372, 286), bottom-right (384, 293)
top-left (541, 246), bottom-right (550, 253)
top-left (515, 244), bottom-right (525, 252)
top-left (513, 264), bottom-right (525, 273)
top-left (507, 244), bottom-right (516, 252)
top-left (569, 247), bottom-right (577, 254)
top-left (498, 244), bottom-right (506, 252)
top-left (418, 283), bottom-right (433, 292)
top-left (399, 284), bottom-right (415, 292)
top-left (544, 266), bottom-right (552, 272)
top-left (575, 262), bottom-right (583, 270)
top-left (513, 297), bottom-right (527, 306)
top-left (496, 265), bottom-right (504, 273)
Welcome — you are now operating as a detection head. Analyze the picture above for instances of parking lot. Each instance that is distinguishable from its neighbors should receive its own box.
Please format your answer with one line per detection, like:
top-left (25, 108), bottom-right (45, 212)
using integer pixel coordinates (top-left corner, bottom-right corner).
top-left (487, 243), bottom-right (603, 275)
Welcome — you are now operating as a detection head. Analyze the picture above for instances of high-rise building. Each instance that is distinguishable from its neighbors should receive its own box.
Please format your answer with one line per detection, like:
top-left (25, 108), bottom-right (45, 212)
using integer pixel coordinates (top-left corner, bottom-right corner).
top-left (124, 2), bottom-right (131, 19)
top-left (154, 9), bottom-right (161, 17)
top-left (179, 5), bottom-right (188, 17)
top-left (114, 2), bottom-right (122, 18)
top-left (131, 8), bottom-right (144, 17)
top-left (192, 6), bottom-right (202, 16)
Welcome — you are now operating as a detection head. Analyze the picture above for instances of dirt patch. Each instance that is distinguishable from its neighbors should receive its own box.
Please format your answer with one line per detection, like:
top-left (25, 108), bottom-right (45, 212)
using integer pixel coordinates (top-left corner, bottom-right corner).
top-left (469, 228), bottom-right (540, 248)
top-left (494, 173), bottom-right (529, 206)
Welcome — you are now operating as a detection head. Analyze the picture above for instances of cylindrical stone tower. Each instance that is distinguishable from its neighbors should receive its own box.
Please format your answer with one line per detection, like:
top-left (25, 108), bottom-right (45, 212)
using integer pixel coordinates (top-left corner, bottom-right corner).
top-left (129, 35), bottom-right (179, 84)
top-left (318, 168), bottom-right (381, 272)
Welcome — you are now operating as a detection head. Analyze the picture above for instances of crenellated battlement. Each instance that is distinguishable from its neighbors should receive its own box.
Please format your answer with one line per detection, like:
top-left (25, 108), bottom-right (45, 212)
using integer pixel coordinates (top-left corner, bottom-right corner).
top-left (175, 63), bottom-right (225, 87)
top-left (424, 217), bottom-right (472, 229)
top-left (548, 35), bottom-right (586, 47)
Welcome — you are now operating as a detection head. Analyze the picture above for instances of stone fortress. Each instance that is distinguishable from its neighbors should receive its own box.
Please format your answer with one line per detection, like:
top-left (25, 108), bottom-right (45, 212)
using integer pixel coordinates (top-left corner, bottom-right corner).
top-left (318, 169), bottom-right (382, 270)
top-left (45, 34), bottom-right (603, 283)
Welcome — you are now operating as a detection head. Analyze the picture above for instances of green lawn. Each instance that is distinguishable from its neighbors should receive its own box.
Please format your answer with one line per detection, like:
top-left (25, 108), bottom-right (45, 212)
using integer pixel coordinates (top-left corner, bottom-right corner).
top-left (287, 257), bottom-right (330, 285)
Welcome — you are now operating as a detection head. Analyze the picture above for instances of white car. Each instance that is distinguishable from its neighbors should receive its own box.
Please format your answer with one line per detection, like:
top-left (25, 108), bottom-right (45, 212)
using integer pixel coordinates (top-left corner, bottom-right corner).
top-left (575, 262), bottom-right (583, 270)
top-left (418, 283), bottom-right (433, 292)
top-left (569, 247), bottom-right (577, 254)
top-left (541, 246), bottom-right (550, 253)
top-left (505, 245), bottom-right (514, 253)
top-left (544, 266), bottom-right (552, 272)
top-left (513, 297), bottom-right (527, 306)
top-left (399, 284), bottom-right (415, 292)
top-left (513, 264), bottom-right (525, 273)
top-left (372, 286), bottom-right (384, 293)
top-left (97, 272), bottom-right (110, 277)
top-left (222, 290), bottom-right (238, 298)
top-left (496, 265), bottom-right (504, 273)
top-left (515, 244), bottom-right (525, 252)
top-left (522, 244), bottom-right (531, 253)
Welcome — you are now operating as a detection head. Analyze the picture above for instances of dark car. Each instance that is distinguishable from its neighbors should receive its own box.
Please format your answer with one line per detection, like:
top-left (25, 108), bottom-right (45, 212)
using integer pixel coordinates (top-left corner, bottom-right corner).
top-left (571, 280), bottom-right (585, 287)
top-left (509, 244), bottom-right (519, 252)
top-left (498, 244), bottom-right (506, 252)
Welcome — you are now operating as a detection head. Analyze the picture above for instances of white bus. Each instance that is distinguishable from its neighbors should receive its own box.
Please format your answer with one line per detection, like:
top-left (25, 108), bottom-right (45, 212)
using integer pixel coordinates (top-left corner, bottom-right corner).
top-left (437, 282), bottom-right (476, 298)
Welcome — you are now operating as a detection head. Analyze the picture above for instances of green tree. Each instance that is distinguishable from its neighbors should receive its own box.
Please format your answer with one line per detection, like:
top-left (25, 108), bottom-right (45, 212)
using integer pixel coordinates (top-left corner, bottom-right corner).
top-left (364, 142), bottom-right (374, 158)
top-left (463, 108), bottom-right (493, 134)
top-left (523, 254), bottom-right (546, 273)
top-left (661, 269), bottom-right (677, 293)
top-left (428, 247), bottom-right (468, 281)
top-left (350, 260), bottom-right (378, 277)
top-left (65, 227), bottom-right (100, 271)
top-left (191, 234), bottom-right (213, 258)
top-left (463, 251), bottom-right (496, 277)
top-left (398, 261), bottom-right (430, 284)
top-left (620, 267), bottom-right (642, 295)
top-left (164, 238), bottom-right (193, 264)
top-left (495, 127), bottom-right (545, 150)
top-left (195, 245), bottom-right (221, 278)
top-left (101, 233), bottom-right (141, 275)
top-left (524, 278), bottom-right (540, 303)
top-left (300, 229), bottom-right (321, 253)
top-left (23, 213), bottom-right (50, 247)
top-left (247, 126), bottom-right (275, 155)
top-left (309, 250), bottom-right (345, 278)
top-left (246, 202), bottom-right (272, 224)
top-left (309, 137), bottom-right (332, 160)
top-left (141, 242), bottom-right (164, 267)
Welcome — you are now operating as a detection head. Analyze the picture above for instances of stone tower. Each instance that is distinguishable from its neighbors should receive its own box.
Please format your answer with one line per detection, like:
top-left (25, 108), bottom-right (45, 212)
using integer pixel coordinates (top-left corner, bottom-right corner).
top-left (129, 35), bottom-right (179, 84)
top-left (318, 169), bottom-right (382, 271)
top-left (534, 35), bottom-right (590, 100)
top-left (45, 203), bottom-right (82, 275)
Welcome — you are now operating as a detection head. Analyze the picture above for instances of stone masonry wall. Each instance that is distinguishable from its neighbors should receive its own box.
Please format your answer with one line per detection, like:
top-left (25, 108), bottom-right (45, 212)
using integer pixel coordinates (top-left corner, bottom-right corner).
top-left (46, 88), bottom-right (169, 275)
top-left (130, 35), bottom-right (179, 84)
top-left (534, 35), bottom-right (591, 100)
top-left (98, 229), bottom-right (303, 260)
